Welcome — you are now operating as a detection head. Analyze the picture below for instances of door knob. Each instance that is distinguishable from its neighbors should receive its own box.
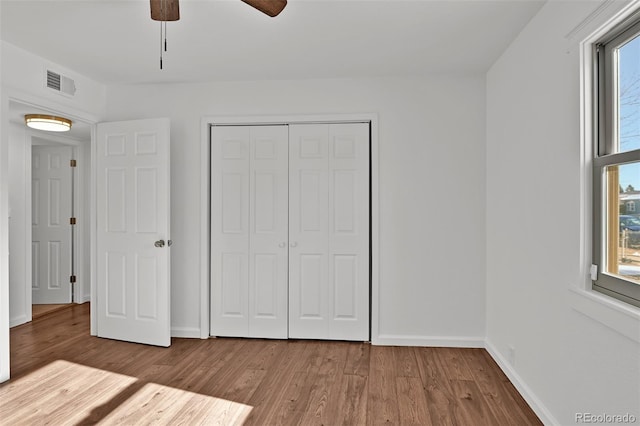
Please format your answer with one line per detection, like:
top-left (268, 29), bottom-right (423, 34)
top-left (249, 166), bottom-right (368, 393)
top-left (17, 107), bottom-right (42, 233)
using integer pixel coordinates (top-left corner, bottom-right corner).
top-left (154, 239), bottom-right (165, 248)
top-left (290, 242), bottom-right (298, 248)
top-left (278, 242), bottom-right (286, 248)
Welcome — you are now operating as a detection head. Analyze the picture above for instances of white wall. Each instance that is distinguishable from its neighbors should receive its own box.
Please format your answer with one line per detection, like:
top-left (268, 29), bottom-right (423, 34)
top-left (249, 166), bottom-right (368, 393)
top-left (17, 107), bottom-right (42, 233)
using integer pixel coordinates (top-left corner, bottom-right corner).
top-left (1, 42), bottom-right (106, 117)
top-left (106, 76), bottom-right (487, 343)
top-left (0, 24), bottom-right (10, 384)
top-left (0, 43), bottom-right (105, 382)
top-left (8, 122), bottom-right (29, 326)
top-left (486, 1), bottom-right (640, 424)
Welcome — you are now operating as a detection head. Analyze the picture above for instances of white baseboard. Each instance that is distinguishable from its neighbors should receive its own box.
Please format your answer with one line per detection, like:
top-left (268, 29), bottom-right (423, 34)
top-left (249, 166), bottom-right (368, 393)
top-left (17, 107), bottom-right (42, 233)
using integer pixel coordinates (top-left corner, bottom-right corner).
top-left (484, 339), bottom-right (560, 426)
top-left (373, 334), bottom-right (485, 348)
top-left (9, 315), bottom-right (29, 328)
top-left (171, 327), bottom-right (202, 338)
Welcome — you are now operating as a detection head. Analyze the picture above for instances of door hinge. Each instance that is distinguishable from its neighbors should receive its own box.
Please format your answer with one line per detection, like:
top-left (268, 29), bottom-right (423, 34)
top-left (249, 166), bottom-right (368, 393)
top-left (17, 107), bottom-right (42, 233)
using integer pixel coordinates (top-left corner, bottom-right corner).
top-left (70, 217), bottom-right (77, 225)
top-left (70, 275), bottom-right (77, 283)
top-left (70, 159), bottom-right (77, 167)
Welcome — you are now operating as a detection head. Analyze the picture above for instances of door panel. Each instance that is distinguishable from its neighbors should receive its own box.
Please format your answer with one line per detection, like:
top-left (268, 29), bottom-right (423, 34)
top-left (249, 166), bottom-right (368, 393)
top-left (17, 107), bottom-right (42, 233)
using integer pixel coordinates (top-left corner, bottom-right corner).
top-left (289, 124), bottom-right (330, 339)
top-left (248, 127), bottom-right (288, 338)
top-left (32, 145), bottom-right (73, 304)
top-left (327, 123), bottom-right (370, 340)
top-left (211, 126), bottom-right (250, 336)
top-left (96, 118), bottom-right (170, 347)
top-left (289, 123), bottom-right (370, 341)
top-left (211, 122), bottom-right (370, 341)
top-left (211, 125), bottom-right (288, 338)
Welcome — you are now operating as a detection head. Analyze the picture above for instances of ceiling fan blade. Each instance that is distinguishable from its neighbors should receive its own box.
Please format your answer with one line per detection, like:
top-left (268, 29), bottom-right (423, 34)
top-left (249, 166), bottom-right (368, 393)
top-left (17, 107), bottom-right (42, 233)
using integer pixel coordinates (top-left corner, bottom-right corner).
top-left (241, 0), bottom-right (287, 17)
top-left (150, 0), bottom-right (180, 21)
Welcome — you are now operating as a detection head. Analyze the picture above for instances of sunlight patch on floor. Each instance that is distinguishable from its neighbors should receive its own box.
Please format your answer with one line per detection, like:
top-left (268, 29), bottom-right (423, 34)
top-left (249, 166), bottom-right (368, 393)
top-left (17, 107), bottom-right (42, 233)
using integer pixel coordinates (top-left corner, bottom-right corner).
top-left (0, 360), bottom-right (253, 425)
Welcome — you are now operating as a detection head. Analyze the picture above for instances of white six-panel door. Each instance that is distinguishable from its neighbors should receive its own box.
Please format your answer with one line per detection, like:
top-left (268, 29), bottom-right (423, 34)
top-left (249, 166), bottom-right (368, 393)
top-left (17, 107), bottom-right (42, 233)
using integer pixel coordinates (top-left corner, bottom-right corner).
top-left (210, 125), bottom-right (289, 338)
top-left (31, 145), bottom-right (73, 304)
top-left (96, 118), bottom-right (171, 347)
top-left (210, 122), bottom-right (369, 341)
top-left (289, 123), bottom-right (370, 340)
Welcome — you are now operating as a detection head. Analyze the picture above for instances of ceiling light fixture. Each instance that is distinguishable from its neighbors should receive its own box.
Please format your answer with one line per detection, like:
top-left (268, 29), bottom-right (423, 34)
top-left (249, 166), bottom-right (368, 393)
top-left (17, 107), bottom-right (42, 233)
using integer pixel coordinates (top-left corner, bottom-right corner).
top-left (24, 114), bottom-right (72, 132)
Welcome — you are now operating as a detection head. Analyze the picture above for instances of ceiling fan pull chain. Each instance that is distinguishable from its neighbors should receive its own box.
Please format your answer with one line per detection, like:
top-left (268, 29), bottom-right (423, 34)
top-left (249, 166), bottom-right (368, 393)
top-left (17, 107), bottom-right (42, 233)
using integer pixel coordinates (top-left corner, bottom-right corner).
top-left (159, 21), bottom-right (163, 69)
top-left (160, 0), bottom-right (165, 69)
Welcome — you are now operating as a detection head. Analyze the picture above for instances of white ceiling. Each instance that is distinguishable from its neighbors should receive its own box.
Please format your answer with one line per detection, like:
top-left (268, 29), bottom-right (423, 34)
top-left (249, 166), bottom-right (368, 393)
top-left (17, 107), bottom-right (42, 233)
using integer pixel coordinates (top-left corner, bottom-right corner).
top-left (0, 0), bottom-right (545, 85)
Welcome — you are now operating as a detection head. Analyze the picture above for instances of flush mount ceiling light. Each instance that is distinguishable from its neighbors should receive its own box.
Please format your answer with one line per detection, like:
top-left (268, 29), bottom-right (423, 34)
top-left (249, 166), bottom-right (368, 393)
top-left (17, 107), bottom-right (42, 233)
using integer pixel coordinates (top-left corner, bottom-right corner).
top-left (24, 114), bottom-right (72, 132)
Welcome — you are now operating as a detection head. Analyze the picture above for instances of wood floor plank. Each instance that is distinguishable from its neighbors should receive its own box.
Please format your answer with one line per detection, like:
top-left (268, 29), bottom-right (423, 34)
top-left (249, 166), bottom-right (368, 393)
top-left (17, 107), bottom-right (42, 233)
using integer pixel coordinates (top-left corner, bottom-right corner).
top-left (343, 341), bottom-right (370, 376)
top-left (396, 376), bottom-right (433, 425)
top-left (268, 348), bottom-right (324, 425)
top-left (334, 373), bottom-right (369, 425)
top-left (245, 339), bottom-right (286, 370)
top-left (449, 379), bottom-right (500, 425)
top-left (414, 347), bottom-right (458, 426)
top-left (3, 304), bottom-right (543, 425)
top-left (392, 346), bottom-right (421, 378)
top-left (462, 348), bottom-right (543, 426)
top-left (221, 368), bottom-right (268, 402)
top-left (299, 342), bottom-right (349, 425)
top-left (367, 346), bottom-right (400, 425)
top-left (244, 340), bottom-right (311, 425)
top-left (435, 347), bottom-right (475, 381)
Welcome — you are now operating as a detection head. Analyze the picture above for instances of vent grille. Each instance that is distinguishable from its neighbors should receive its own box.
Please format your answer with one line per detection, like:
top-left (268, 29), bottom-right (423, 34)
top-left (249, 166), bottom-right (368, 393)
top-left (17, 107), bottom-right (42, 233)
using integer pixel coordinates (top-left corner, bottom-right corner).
top-left (46, 69), bottom-right (76, 96)
top-left (46, 70), bottom-right (61, 91)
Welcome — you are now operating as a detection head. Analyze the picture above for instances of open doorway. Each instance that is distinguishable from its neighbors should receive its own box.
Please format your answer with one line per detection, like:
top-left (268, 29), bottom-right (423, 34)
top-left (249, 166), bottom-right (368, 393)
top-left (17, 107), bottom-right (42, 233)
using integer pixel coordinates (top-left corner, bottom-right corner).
top-left (7, 100), bottom-right (92, 327)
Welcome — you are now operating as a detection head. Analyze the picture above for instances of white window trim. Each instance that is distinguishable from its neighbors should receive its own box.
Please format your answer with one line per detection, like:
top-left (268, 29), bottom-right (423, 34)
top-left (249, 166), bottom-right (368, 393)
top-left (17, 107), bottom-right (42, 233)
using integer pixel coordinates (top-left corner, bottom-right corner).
top-left (577, 0), bottom-right (640, 343)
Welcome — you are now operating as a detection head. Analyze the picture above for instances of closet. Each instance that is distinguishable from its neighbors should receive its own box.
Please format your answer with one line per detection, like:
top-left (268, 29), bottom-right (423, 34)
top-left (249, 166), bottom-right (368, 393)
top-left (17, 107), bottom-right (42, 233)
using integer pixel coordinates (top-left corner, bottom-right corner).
top-left (210, 122), bottom-right (370, 341)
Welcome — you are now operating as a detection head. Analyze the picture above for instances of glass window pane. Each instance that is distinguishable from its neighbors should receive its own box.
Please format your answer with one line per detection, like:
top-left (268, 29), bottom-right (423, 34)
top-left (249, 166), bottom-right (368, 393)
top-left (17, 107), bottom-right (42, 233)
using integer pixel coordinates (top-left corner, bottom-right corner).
top-left (618, 34), bottom-right (640, 153)
top-left (605, 162), bottom-right (640, 286)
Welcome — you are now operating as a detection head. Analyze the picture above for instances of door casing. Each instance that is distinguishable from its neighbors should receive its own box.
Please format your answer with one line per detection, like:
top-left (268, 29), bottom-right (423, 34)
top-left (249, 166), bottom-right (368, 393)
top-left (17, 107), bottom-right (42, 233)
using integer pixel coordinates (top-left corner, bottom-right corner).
top-left (200, 113), bottom-right (380, 342)
top-left (10, 110), bottom-right (91, 325)
top-left (1, 93), bottom-right (98, 383)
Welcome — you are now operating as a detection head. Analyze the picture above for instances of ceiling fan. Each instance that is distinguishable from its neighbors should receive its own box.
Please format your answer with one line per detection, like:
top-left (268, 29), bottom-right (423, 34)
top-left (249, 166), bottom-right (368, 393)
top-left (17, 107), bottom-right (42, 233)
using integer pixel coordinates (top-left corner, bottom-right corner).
top-left (150, 0), bottom-right (288, 21)
top-left (150, 0), bottom-right (287, 69)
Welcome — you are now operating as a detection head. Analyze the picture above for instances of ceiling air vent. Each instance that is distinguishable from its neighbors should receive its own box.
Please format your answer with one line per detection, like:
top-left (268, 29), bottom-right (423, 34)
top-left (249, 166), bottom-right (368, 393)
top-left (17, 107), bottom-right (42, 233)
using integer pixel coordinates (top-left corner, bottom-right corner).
top-left (46, 70), bottom-right (76, 96)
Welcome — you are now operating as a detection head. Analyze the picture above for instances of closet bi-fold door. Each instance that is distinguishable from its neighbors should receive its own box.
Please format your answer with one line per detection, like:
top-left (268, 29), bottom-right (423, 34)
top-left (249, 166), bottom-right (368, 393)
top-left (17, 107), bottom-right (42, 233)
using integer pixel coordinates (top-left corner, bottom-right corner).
top-left (288, 123), bottom-right (370, 341)
top-left (210, 125), bottom-right (289, 338)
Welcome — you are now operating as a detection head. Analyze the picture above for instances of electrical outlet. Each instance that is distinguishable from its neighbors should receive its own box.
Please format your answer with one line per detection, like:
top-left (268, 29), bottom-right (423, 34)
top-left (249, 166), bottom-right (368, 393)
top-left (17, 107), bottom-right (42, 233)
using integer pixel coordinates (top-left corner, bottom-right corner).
top-left (507, 345), bottom-right (516, 366)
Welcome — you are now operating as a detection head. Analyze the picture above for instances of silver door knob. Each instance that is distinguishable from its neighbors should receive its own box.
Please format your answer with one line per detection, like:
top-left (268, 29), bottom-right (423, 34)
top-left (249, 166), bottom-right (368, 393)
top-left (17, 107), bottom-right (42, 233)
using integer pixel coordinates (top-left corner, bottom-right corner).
top-left (290, 242), bottom-right (298, 248)
top-left (278, 242), bottom-right (286, 248)
top-left (154, 239), bottom-right (165, 248)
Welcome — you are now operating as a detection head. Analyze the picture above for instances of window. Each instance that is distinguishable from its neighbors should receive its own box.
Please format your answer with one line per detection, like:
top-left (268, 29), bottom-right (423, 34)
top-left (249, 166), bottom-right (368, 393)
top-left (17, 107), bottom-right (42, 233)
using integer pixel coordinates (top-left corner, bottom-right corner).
top-left (593, 14), bottom-right (640, 308)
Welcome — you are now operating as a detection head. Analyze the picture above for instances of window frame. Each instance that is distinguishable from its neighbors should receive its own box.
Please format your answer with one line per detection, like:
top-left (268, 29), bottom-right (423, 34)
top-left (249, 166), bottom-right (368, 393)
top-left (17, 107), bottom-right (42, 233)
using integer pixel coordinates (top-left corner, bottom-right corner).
top-left (593, 16), bottom-right (640, 308)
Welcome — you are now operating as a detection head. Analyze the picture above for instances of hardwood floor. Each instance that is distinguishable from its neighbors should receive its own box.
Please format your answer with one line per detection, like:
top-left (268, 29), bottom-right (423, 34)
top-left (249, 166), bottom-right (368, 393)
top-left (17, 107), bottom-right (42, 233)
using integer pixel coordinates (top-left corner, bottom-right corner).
top-left (1, 304), bottom-right (542, 425)
top-left (32, 304), bottom-right (72, 319)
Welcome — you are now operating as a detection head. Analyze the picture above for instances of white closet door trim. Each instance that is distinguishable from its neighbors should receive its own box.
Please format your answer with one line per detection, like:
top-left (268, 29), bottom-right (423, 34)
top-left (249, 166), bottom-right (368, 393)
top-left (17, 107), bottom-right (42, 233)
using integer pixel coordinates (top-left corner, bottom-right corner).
top-left (200, 113), bottom-right (380, 342)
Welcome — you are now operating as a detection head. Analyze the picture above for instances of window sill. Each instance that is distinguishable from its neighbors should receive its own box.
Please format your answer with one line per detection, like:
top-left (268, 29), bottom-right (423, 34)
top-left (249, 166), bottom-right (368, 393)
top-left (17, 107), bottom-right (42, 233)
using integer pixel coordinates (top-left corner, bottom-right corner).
top-left (569, 287), bottom-right (640, 343)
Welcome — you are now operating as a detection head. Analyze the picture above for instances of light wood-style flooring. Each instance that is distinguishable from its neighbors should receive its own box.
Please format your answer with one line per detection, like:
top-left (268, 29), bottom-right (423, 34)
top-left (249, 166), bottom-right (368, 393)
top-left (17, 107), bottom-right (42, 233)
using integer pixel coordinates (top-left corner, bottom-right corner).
top-left (1, 303), bottom-right (541, 425)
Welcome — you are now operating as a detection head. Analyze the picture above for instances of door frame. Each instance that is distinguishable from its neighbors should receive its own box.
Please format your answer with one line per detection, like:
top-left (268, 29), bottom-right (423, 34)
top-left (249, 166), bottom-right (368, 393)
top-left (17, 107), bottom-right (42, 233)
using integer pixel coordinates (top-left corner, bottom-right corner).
top-left (1, 91), bottom-right (99, 382)
top-left (26, 136), bottom-right (82, 309)
top-left (9, 98), bottom-right (94, 324)
top-left (200, 113), bottom-right (380, 341)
